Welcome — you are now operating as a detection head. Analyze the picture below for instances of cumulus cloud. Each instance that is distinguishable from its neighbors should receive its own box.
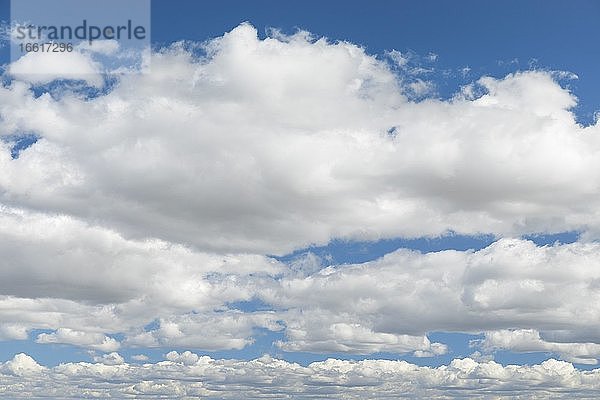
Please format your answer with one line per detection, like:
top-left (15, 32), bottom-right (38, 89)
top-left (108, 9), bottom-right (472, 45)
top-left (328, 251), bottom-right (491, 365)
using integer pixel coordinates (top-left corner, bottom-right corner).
top-left (131, 354), bottom-right (149, 362)
top-left (9, 50), bottom-right (104, 87)
top-left (126, 311), bottom-right (283, 350)
top-left (1, 22), bottom-right (600, 395)
top-left (36, 328), bottom-right (121, 352)
top-left (1, 352), bottom-right (600, 399)
top-left (165, 350), bottom-right (200, 365)
top-left (0, 23), bottom-right (598, 256)
top-left (1, 354), bottom-right (45, 377)
top-left (0, 206), bottom-right (280, 304)
top-left (275, 310), bottom-right (448, 356)
top-left (0, 206), bottom-right (284, 351)
top-left (3, 212), bottom-right (600, 360)
top-left (481, 330), bottom-right (600, 365)
top-left (264, 239), bottom-right (600, 361)
top-left (91, 352), bottom-right (125, 365)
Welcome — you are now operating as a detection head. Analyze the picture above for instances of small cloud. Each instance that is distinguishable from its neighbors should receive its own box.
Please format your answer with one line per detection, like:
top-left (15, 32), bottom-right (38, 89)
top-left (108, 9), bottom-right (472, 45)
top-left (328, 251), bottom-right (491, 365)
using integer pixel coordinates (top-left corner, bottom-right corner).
top-left (166, 350), bottom-right (200, 366)
top-left (76, 39), bottom-right (120, 55)
top-left (3, 354), bottom-right (45, 376)
top-left (36, 328), bottom-right (120, 352)
top-left (92, 352), bottom-right (125, 365)
top-left (386, 49), bottom-right (409, 67)
top-left (9, 50), bottom-right (104, 87)
top-left (497, 58), bottom-right (519, 67)
top-left (469, 351), bottom-right (494, 362)
top-left (131, 354), bottom-right (149, 362)
top-left (552, 70), bottom-right (579, 80)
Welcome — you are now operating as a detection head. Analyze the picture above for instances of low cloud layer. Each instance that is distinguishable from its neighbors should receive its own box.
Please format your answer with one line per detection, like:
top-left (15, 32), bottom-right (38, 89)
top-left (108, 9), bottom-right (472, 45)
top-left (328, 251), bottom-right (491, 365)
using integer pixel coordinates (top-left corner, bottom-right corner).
top-left (2, 352), bottom-right (600, 399)
top-left (1, 204), bottom-right (600, 361)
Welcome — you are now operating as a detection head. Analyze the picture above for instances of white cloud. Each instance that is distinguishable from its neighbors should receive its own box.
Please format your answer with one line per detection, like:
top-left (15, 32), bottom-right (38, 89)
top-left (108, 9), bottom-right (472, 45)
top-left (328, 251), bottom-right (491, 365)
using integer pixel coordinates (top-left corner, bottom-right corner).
top-left (0, 205), bottom-right (283, 350)
top-left (1, 352), bottom-right (600, 398)
top-left (0, 324), bottom-right (28, 341)
top-left (9, 50), bottom-right (104, 87)
top-left (260, 239), bottom-right (600, 359)
top-left (275, 311), bottom-right (448, 355)
top-left (0, 23), bottom-right (598, 256)
top-left (165, 350), bottom-right (199, 365)
top-left (131, 354), bottom-right (149, 362)
top-left (92, 352), bottom-right (125, 365)
top-left (481, 330), bottom-right (600, 365)
top-left (0, 206), bottom-right (284, 352)
top-left (2, 202), bottom-right (600, 358)
top-left (36, 328), bottom-right (121, 352)
top-left (386, 49), bottom-right (409, 67)
top-left (126, 311), bottom-right (283, 350)
top-left (0, 205), bottom-right (281, 304)
top-left (1, 22), bottom-right (600, 390)
top-left (0, 354), bottom-right (45, 377)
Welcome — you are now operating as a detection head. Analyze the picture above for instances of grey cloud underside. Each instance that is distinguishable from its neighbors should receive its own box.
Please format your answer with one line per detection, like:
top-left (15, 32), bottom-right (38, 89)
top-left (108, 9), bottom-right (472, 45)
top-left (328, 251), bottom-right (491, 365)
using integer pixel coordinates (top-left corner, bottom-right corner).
top-left (2, 353), bottom-right (600, 399)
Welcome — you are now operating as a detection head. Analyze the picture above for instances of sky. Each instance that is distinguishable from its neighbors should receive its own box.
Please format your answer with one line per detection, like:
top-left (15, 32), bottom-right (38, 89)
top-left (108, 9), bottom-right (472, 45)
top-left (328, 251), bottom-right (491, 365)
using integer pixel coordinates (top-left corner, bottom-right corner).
top-left (1, 0), bottom-right (600, 398)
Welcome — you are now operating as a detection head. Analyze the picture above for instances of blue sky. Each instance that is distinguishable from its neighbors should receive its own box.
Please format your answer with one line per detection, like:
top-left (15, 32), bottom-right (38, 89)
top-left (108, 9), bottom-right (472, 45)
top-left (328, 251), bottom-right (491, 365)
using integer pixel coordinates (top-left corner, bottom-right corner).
top-left (1, 1), bottom-right (600, 398)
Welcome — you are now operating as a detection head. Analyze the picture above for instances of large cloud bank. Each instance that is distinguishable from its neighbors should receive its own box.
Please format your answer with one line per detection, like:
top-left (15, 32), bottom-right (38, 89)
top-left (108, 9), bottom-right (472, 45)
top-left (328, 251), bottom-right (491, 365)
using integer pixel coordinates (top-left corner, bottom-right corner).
top-left (3, 352), bottom-right (600, 399)
top-left (1, 22), bottom-right (600, 395)
top-left (1, 23), bottom-right (599, 256)
top-left (3, 207), bottom-right (600, 361)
